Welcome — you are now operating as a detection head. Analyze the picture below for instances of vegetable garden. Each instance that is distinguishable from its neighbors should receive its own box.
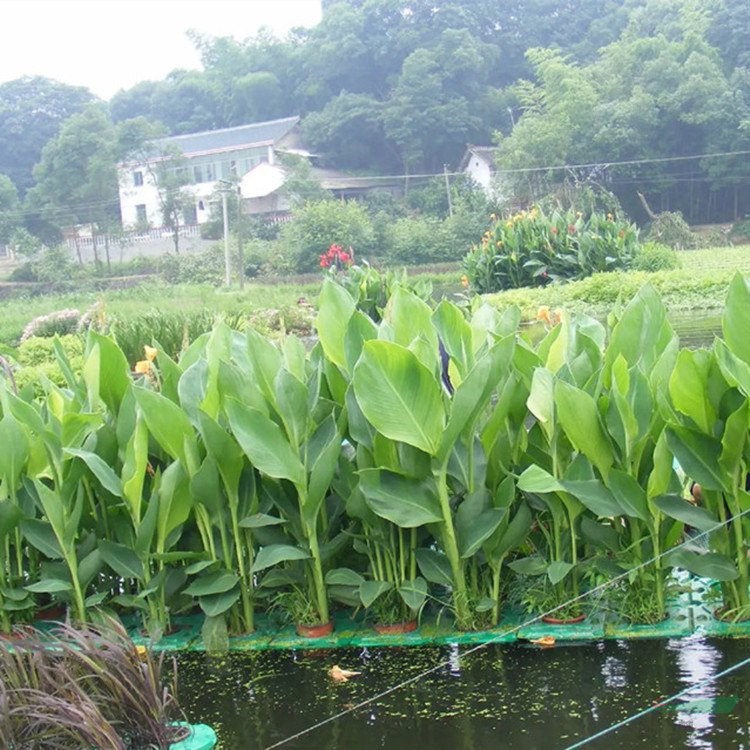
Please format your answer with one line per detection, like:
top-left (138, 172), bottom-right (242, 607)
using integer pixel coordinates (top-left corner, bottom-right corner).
top-left (2, 272), bottom-right (750, 640)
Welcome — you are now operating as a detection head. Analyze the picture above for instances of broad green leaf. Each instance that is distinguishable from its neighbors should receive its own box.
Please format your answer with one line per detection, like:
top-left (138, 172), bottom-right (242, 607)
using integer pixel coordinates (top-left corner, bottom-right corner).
top-left (306, 415), bottom-right (342, 524)
top-left (415, 548), bottom-right (452, 586)
top-left (65, 448), bottom-right (123, 498)
top-left (666, 427), bottom-right (727, 492)
top-left (25, 579), bottom-right (72, 594)
top-left (226, 399), bottom-right (305, 486)
top-left (508, 556), bottom-right (547, 576)
top-left (359, 579), bottom-right (393, 608)
top-left (555, 380), bottom-right (613, 479)
top-left (669, 349), bottom-right (715, 433)
top-left (384, 287), bottom-right (438, 357)
top-left (457, 507), bottom-right (507, 559)
top-left (85, 332), bottom-right (131, 413)
top-left (325, 568), bottom-right (365, 587)
top-left (251, 544), bottom-right (309, 573)
top-left (489, 502), bottom-right (533, 560)
top-left (439, 337), bottom-right (512, 458)
top-left (353, 340), bottom-right (444, 455)
top-left (720, 401), bottom-right (748, 477)
top-left (517, 465), bottom-right (564, 494)
top-left (653, 495), bottom-right (719, 532)
top-left (183, 571), bottom-right (240, 597)
top-left (433, 301), bottom-right (475, 378)
top-left (666, 549), bottom-right (738, 581)
top-left (722, 273), bottom-right (750, 365)
top-left (122, 414), bottom-right (148, 521)
top-left (274, 368), bottom-right (308, 448)
top-left (603, 284), bottom-right (675, 384)
top-left (608, 470), bottom-right (648, 521)
top-left (0, 416), bottom-right (28, 489)
top-left (344, 311), bottom-right (378, 374)
top-left (197, 411), bottom-right (245, 499)
top-left (359, 469), bottom-right (442, 527)
top-left (547, 561), bottom-right (573, 585)
top-left (156, 460), bottom-right (193, 548)
top-left (315, 279), bottom-right (356, 369)
top-left (239, 513), bottom-right (286, 528)
top-left (134, 388), bottom-right (199, 474)
top-left (0, 501), bottom-right (22, 540)
top-left (21, 520), bottom-right (62, 559)
top-left (98, 540), bottom-right (144, 580)
top-left (647, 431), bottom-right (673, 500)
top-left (398, 577), bottom-right (428, 611)
top-left (527, 367), bottom-right (555, 441)
top-left (199, 589), bottom-right (241, 617)
top-left (580, 517), bottom-right (619, 552)
top-left (563, 479), bottom-right (622, 517)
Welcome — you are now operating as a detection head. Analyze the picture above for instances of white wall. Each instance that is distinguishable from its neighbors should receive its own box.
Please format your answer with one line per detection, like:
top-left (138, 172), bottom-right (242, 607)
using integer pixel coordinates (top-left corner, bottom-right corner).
top-left (465, 154), bottom-right (493, 191)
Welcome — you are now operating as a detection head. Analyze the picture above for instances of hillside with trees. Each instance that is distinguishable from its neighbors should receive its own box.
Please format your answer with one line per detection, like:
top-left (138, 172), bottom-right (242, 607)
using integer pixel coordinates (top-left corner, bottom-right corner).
top-left (0, 0), bottom-right (748, 249)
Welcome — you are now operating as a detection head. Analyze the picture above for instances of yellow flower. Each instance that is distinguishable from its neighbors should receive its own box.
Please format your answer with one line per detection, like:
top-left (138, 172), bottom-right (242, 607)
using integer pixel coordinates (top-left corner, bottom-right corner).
top-left (135, 645), bottom-right (148, 660)
top-left (134, 360), bottom-right (151, 375)
top-left (461, 274), bottom-right (469, 288)
top-left (144, 345), bottom-right (158, 362)
top-left (536, 306), bottom-right (552, 325)
top-left (490, 213), bottom-right (497, 221)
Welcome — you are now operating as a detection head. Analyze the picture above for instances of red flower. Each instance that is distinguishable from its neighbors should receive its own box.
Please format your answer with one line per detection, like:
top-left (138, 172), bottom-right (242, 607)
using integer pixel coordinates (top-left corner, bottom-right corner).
top-left (551, 227), bottom-right (558, 234)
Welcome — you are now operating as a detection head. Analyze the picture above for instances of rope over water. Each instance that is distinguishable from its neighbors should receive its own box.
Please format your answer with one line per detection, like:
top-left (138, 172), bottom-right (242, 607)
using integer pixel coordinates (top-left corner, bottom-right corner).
top-left (263, 507), bottom-right (750, 749)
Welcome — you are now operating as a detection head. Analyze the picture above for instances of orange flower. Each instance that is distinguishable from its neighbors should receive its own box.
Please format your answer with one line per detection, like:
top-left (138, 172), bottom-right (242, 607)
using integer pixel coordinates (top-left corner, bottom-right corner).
top-left (536, 306), bottom-right (552, 325)
top-left (134, 360), bottom-right (151, 375)
top-left (461, 274), bottom-right (469, 288)
top-left (144, 345), bottom-right (158, 362)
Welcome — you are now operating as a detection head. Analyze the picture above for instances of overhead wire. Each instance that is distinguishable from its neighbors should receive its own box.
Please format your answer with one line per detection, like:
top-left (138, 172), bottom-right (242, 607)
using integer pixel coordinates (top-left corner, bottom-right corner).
top-left (262, 506), bottom-right (750, 750)
top-left (9, 148), bottom-right (750, 225)
top-left (563, 652), bottom-right (750, 749)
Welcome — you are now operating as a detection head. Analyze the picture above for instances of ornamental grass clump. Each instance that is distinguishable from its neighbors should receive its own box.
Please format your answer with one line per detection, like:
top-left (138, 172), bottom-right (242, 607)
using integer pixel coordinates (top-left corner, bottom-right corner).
top-left (0, 620), bottom-right (183, 749)
top-left (463, 208), bottom-right (639, 293)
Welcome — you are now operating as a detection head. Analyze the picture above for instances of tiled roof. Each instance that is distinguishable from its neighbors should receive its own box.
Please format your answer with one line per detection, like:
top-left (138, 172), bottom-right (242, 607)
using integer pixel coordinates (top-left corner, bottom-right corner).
top-left (158, 116), bottom-right (300, 157)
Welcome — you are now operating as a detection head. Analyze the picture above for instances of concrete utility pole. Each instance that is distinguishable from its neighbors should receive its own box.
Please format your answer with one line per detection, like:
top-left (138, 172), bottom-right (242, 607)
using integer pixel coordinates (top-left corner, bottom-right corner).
top-left (443, 164), bottom-right (453, 217)
top-left (237, 185), bottom-right (244, 290)
top-left (218, 178), bottom-right (234, 286)
top-left (221, 190), bottom-right (230, 286)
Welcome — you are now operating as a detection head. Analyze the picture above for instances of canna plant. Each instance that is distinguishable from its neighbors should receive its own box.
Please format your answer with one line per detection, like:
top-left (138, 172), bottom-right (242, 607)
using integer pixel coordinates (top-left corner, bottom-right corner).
top-left (223, 328), bottom-right (344, 629)
top-left (324, 283), bottom-right (528, 629)
top-left (663, 273), bottom-right (750, 620)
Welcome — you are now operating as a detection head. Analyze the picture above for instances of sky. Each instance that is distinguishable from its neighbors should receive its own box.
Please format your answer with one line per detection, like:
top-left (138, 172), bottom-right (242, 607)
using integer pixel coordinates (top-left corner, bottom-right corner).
top-left (0, 0), bottom-right (322, 99)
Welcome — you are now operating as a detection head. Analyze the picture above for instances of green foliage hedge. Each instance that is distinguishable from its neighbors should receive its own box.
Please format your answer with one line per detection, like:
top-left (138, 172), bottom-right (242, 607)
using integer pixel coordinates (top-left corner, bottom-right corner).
top-left (2, 276), bottom-right (750, 638)
top-left (463, 208), bottom-right (640, 292)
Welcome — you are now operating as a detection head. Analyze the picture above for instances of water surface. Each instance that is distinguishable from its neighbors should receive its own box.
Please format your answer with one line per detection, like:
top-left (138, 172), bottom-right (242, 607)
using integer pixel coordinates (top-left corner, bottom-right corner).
top-left (176, 636), bottom-right (750, 749)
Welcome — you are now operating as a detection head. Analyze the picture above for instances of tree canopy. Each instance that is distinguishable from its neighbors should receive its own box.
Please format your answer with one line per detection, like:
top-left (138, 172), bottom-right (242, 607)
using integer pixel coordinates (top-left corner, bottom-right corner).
top-left (2, 0), bottom-right (749, 233)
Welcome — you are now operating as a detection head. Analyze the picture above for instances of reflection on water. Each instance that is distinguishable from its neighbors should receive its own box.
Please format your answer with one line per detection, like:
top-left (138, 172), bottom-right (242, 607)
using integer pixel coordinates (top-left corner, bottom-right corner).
top-left (175, 638), bottom-right (750, 750)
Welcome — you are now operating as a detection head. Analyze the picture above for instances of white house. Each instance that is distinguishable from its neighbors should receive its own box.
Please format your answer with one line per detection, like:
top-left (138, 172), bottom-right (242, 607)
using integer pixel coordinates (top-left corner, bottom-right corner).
top-left (459, 145), bottom-right (501, 197)
top-left (118, 116), bottom-right (303, 230)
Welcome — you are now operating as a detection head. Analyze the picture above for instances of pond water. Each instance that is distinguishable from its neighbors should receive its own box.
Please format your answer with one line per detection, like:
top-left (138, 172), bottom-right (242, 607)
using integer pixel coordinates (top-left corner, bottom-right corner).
top-left (176, 636), bottom-right (750, 749)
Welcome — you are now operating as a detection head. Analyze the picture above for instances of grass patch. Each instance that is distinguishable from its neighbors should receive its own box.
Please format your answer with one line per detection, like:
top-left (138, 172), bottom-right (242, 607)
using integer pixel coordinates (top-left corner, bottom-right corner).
top-left (0, 268), bottom-right (464, 347)
top-left (487, 245), bottom-right (750, 320)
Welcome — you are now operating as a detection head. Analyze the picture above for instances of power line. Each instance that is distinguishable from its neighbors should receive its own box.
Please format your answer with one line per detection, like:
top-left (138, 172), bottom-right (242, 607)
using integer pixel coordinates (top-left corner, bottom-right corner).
top-left (563, 653), bottom-right (750, 749)
top-left (8, 148), bottom-right (750, 225)
top-left (262, 507), bottom-right (750, 750)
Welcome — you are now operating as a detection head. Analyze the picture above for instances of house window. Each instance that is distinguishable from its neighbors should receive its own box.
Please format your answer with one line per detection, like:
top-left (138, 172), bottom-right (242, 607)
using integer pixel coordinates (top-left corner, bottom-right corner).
top-left (198, 200), bottom-right (205, 211)
top-left (193, 165), bottom-right (203, 184)
top-left (133, 170), bottom-right (144, 187)
top-left (135, 204), bottom-right (147, 224)
top-left (183, 203), bottom-right (198, 225)
top-left (205, 163), bottom-right (215, 181)
top-left (229, 160), bottom-right (237, 176)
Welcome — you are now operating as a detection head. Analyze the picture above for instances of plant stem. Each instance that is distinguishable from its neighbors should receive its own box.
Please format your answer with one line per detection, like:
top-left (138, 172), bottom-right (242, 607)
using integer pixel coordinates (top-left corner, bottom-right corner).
top-left (436, 461), bottom-right (469, 627)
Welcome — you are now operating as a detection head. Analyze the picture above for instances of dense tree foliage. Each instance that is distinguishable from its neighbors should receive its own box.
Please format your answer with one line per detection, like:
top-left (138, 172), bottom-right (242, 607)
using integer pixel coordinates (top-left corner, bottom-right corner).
top-left (0, 76), bottom-right (95, 194)
top-left (1, 0), bottom-right (749, 234)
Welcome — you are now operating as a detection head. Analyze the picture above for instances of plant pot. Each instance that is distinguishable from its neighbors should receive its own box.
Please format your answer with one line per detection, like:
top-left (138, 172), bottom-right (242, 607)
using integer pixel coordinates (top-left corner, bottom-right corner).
top-left (169, 722), bottom-right (217, 750)
top-left (541, 613), bottom-right (586, 625)
top-left (296, 621), bottom-right (334, 638)
top-left (34, 605), bottom-right (66, 622)
top-left (374, 619), bottom-right (418, 635)
top-left (713, 606), bottom-right (750, 623)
